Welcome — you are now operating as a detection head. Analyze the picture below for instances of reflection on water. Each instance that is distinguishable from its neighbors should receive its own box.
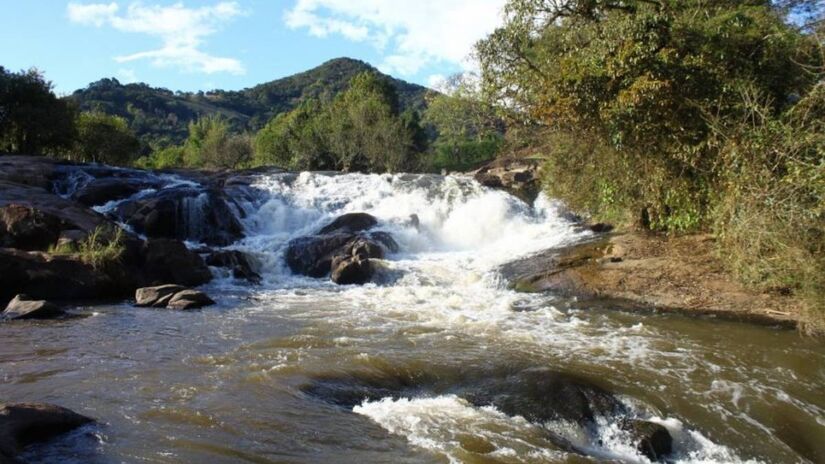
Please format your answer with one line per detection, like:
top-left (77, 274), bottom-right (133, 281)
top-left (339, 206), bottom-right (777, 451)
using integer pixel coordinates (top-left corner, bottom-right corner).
top-left (2, 172), bottom-right (823, 463)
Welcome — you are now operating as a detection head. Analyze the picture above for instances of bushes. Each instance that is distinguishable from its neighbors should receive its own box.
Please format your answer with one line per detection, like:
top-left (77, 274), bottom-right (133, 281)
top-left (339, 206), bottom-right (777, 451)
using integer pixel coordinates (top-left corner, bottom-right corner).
top-left (478, 0), bottom-right (824, 330)
top-left (68, 112), bottom-right (141, 165)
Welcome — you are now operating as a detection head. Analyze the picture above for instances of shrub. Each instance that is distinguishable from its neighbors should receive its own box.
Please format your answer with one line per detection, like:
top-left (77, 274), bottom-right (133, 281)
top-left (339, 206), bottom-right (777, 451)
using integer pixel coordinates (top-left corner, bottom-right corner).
top-left (49, 226), bottom-right (125, 270)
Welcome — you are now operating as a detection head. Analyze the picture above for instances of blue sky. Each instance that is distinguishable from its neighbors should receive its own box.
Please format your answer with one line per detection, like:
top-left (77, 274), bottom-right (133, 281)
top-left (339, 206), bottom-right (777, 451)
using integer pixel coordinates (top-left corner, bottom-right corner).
top-left (0, 0), bottom-right (506, 95)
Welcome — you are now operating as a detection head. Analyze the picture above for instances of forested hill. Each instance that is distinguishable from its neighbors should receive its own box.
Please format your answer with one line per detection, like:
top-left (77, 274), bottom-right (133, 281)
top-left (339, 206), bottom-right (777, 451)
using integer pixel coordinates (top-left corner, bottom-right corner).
top-left (68, 57), bottom-right (433, 148)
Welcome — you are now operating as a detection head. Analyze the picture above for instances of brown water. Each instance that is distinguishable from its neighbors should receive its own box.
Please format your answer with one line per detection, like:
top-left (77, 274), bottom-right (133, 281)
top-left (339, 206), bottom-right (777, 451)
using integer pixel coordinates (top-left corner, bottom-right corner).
top-left (2, 172), bottom-right (823, 463)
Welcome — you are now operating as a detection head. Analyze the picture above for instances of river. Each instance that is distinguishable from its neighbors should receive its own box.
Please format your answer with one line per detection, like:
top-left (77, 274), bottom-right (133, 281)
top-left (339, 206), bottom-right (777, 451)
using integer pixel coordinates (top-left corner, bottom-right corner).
top-left (1, 171), bottom-right (823, 463)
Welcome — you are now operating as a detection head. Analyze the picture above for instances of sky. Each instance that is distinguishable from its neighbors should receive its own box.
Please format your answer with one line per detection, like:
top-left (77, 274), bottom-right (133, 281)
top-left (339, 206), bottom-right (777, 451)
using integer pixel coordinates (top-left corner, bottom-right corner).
top-left (0, 0), bottom-right (507, 95)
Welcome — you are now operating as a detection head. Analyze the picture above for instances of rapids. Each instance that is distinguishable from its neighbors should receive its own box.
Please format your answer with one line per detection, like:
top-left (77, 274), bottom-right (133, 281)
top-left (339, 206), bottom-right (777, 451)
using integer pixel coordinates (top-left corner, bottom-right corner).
top-left (1, 171), bottom-right (823, 463)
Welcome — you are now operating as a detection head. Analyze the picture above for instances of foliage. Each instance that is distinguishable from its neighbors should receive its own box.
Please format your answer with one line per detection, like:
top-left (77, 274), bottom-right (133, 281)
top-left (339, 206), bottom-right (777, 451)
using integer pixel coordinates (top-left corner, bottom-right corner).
top-left (69, 58), bottom-right (432, 150)
top-left (253, 71), bottom-right (425, 172)
top-left (49, 226), bottom-right (125, 270)
top-left (477, 0), bottom-right (824, 329)
top-left (0, 67), bottom-right (76, 155)
top-left (67, 111), bottom-right (141, 165)
top-left (134, 145), bottom-right (185, 169)
top-left (422, 74), bottom-right (505, 171)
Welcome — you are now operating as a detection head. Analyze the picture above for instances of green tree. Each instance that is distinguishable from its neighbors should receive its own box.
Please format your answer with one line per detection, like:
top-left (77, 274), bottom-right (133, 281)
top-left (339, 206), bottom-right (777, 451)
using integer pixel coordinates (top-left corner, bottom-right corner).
top-left (69, 111), bottom-right (141, 165)
top-left (254, 99), bottom-right (332, 170)
top-left (0, 67), bottom-right (76, 155)
top-left (181, 116), bottom-right (253, 169)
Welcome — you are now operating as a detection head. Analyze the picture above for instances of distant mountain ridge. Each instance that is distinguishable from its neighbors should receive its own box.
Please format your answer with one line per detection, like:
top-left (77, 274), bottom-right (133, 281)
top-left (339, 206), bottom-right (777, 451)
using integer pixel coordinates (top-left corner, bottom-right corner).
top-left (68, 57), bottom-right (433, 149)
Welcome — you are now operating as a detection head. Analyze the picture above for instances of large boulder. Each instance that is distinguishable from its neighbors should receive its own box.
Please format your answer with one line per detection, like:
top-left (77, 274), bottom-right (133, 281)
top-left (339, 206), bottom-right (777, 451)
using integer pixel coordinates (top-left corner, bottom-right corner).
top-left (205, 250), bottom-right (260, 283)
top-left (135, 284), bottom-right (187, 307)
top-left (0, 403), bottom-right (93, 461)
top-left (285, 213), bottom-right (397, 284)
top-left (140, 239), bottom-right (212, 287)
top-left (622, 419), bottom-right (673, 461)
top-left (166, 289), bottom-right (215, 310)
top-left (114, 187), bottom-right (244, 246)
top-left (0, 248), bottom-right (135, 308)
top-left (2, 294), bottom-right (63, 320)
top-left (318, 212), bottom-right (377, 234)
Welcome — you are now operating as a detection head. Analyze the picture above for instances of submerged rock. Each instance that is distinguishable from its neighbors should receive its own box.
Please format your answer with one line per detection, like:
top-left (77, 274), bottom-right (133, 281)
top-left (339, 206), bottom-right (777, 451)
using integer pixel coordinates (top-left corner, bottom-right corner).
top-left (2, 294), bottom-right (63, 320)
top-left (621, 419), bottom-right (673, 461)
top-left (0, 403), bottom-right (93, 461)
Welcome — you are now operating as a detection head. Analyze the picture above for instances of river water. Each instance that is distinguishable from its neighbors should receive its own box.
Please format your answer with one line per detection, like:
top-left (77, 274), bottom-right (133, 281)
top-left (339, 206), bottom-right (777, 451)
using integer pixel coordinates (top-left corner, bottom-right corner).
top-left (1, 172), bottom-right (823, 463)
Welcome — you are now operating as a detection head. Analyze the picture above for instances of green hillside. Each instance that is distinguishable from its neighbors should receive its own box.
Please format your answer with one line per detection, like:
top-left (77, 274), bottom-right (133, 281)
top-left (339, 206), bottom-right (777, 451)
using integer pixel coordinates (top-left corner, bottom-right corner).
top-left (68, 57), bottom-right (433, 149)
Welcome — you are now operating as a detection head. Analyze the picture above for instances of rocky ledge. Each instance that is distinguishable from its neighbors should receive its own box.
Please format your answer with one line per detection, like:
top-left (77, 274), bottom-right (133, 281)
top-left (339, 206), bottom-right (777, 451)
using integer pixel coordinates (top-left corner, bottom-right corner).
top-left (0, 155), bottom-right (264, 311)
top-left (501, 232), bottom-right (803, 328)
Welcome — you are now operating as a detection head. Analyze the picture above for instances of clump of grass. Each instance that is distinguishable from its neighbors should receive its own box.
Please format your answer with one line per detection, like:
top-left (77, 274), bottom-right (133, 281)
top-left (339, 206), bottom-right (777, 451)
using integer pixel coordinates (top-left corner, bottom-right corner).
top-left (49, 225), bottom-right (125, 270)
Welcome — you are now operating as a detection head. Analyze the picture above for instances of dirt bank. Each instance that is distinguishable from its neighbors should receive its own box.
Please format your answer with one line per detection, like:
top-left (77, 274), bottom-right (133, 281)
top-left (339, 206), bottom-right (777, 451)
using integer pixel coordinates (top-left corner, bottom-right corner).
top-left (502, 232), bottom-right (803, 329)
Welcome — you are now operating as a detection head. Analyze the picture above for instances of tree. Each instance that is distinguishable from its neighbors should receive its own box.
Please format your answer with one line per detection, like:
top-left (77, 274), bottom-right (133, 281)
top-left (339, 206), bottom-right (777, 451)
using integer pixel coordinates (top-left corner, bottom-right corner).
top-left (254, 99), bottom-right (332, 170)
top-left (0, 67), bottom-right (76, 155)
top-left (69, 112), bottom-right (141, 165)
top-left (182, 116), bottom-right (252, 169)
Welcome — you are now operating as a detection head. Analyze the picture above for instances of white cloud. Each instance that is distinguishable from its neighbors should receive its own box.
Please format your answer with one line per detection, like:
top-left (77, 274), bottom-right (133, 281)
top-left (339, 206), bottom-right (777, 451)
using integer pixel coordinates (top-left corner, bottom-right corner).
top-left (67, 2), bottom-right (245, 75)
top-left (284, 0), bottom-right (506, 76)
top-left (117, 67), bottom-right (138, 83)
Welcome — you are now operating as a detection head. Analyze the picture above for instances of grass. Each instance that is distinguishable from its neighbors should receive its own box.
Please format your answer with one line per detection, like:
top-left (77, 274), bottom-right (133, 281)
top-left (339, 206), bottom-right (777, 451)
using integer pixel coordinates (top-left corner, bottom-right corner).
top-left (49, 225), bottom-right (125, 270)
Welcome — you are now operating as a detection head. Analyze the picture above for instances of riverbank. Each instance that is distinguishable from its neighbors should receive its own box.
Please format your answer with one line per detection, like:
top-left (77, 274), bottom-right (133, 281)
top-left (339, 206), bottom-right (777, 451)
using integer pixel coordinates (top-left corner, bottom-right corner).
top-left (503, 231), bottom-right (804, 329)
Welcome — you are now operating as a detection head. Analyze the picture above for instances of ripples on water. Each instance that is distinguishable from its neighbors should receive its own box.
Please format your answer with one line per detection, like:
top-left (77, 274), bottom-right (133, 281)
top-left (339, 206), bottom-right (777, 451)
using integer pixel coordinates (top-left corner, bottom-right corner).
top-left (2, 172), bottom-right (824, 463)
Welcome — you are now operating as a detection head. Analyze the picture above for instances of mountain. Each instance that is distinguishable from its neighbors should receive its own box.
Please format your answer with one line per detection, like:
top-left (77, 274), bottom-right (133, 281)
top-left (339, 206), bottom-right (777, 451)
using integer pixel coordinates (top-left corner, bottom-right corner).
top-left (68, 57), bottom-right (434, 149)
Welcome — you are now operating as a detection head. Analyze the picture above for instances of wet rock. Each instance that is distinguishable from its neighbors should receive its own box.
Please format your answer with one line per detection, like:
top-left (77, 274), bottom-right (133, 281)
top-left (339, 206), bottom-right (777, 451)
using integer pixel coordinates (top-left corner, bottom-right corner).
top-left (2, 295), bottom-right (63, 320)
top-left (622, 419), bottom-right (673, 461)
top-left (134, 284), bottom-right (187, 307)
top-left (286, 233), bottom-right (357, 278)
top-left (0, 205), bottom-right (62, 251)
top-left (463, 368), bottom-right (624, 426)
top-left (71, 178), bottom-right (157, 207)
top-left (140, 239), bottom-right (212, 287)
top-left (166, 289), bottom-right (215, 310)
top-left (472, 158), bottom-right (541, 203)
top-left (0, 403), bottom-right (93, 460)
top-left (318, 212), bottom-right (377, 234)
top-left (589, 223), bottom-right (614, 234)
top-left (114, 187), bottom-right (243, 246)
top-left (0, 248), bottom-right (134, 309)
top-left (331, 255), bottom-right (372, 285)
top-left (205, 250), bottom-right (260, 283)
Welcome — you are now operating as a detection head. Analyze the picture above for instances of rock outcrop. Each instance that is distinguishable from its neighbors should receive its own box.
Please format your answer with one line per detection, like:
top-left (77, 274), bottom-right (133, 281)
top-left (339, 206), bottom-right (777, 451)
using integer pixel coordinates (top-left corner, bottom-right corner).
top-left (0, 403), bottom-right (93, 462)
top-left (2, 295), bottom-right (63, 320)
top-left (285, 213), bottom-right (397, 284)
top-left (472, 157), bottom-right (541, 203)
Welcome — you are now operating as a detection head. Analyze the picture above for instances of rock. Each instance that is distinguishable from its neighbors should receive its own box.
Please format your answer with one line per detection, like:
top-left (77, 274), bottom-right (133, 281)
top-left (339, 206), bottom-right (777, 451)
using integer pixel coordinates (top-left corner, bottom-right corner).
top-left (134, 284), bottom-right (187, 307)
top-left (0, 248), bottom-right (135, 309)
top-left (114, 187), bottom-right (244, 246)
top-left (318, 212), bottom-right (377, 234)
top-left (71, 178), bottom-right (156, 207)
top-left (472, 158), bottom-right (541, 203)
top-left (141, 239), bottom-right (212, 287)
top-left (285, 233), bottom-right (360, 278)
top-left (464, 368), bottom-right (624, 426)
top-left (621, 419), bottom-right (673, 461)
top-left (0, 403), bottom-right (93, 460)
top-left (166, 289), bottom-right (215, 310)
top-left (205, 250), bottom-right (260, 283)
top-left (0, 205), bottom-right (62, 251)
top-left (589, 223), bottom-right (614, 233)
top-left (2, 295), bottom-right (63, 320)
top-left (55, 229), bottom-right (87, 249)
top-left (331, 255), bottom-right (372, 285)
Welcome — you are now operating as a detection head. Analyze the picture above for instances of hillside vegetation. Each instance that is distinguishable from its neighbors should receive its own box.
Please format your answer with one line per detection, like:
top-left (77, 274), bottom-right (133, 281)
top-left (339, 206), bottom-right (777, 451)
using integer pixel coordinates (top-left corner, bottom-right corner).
top-left (69, 57), bottom-right (432, 150)
top-left (477, 0), bottom-right (824, 333)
